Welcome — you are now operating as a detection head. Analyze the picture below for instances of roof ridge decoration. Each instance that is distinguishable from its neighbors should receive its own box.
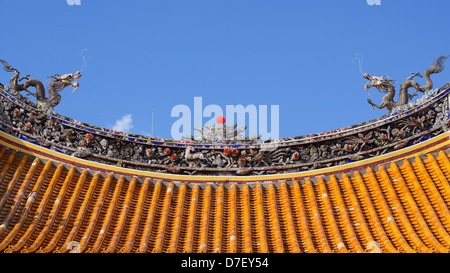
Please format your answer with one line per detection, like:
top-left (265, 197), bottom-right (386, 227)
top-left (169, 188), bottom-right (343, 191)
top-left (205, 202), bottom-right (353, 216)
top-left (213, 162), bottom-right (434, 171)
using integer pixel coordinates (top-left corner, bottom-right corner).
top-left (364, 55), bottom-right (449, 110)
top-left (0, 57), bottom-right (449, 176)
top-left (182, 117), bottom-right (262, 143)
top-left (0, 59), bottom-right (81, 114)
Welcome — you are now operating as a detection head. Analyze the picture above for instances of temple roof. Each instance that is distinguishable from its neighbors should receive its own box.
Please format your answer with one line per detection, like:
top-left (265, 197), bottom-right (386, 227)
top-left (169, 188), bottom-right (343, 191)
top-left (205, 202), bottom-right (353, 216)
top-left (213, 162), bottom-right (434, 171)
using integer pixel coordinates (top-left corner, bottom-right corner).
top-left (1, 67), bottom-right (450, 253)
top-left (0, 130), bottom-right (450, 253)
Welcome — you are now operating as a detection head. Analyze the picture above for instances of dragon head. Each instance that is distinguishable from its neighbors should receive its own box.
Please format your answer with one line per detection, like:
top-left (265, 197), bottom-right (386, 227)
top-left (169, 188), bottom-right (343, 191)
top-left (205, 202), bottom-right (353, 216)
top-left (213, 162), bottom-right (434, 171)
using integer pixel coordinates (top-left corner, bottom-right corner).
top-left (363, 73), bottom-right (395, 96)
top-left (74, 71), bottom-right (82, 79)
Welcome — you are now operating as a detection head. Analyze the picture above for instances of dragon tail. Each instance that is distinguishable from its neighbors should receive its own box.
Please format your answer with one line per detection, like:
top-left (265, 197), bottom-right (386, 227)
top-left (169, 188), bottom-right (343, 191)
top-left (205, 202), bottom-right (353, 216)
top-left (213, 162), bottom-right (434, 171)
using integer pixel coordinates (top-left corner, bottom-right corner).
top-left (0, 59), bottom-right (16, 73)
top-left (421, 55), bottom-right (449, 92)
top-left (430, 55), bottom-right (449, 74)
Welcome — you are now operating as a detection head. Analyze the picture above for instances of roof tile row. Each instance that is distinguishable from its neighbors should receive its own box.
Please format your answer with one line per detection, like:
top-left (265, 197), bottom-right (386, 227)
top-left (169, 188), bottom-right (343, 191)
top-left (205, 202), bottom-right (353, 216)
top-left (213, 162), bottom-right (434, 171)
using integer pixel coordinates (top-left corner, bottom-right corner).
top-left (1, 147), bottom-right (450, 253)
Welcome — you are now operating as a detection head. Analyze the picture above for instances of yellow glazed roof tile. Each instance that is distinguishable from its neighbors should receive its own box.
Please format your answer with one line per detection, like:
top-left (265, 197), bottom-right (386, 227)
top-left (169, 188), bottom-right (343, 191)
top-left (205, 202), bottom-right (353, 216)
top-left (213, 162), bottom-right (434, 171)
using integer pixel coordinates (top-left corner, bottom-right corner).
top-left (1, 132), bottom-right (450, 252)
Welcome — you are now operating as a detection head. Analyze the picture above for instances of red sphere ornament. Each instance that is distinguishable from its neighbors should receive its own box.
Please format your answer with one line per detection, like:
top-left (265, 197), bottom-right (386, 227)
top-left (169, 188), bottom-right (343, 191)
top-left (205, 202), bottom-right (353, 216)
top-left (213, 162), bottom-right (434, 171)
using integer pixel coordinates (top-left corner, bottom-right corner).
top-left (216, 116), bottom-right (226, 124)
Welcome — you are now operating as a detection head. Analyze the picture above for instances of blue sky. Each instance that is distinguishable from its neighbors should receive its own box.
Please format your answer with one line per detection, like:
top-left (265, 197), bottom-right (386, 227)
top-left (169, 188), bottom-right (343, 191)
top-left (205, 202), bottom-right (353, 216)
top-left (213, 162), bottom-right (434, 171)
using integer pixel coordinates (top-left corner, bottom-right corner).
top-left (1, 0), bottom-right (449, 140)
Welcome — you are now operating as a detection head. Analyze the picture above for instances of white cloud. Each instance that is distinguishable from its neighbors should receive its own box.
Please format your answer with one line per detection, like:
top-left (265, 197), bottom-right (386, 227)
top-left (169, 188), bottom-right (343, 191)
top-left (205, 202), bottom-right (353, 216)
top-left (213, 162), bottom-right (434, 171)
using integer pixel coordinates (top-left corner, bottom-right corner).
top-left (112, 114), bottom-right (134, 133)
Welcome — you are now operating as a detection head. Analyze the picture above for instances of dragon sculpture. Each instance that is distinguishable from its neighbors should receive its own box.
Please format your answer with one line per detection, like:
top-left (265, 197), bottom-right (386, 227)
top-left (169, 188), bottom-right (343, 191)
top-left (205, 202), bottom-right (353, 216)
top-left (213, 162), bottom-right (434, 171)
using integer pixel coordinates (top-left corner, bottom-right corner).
top-left (0, 59), bottom-right (81, 113)
top-left (364, 55), bottom-right (448, 111)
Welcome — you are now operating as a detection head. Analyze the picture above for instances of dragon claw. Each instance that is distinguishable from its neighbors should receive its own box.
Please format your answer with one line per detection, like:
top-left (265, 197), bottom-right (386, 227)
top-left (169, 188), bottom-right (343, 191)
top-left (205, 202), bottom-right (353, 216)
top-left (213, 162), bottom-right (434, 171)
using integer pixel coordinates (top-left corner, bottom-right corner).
top-left (19, 75), bottom-right (31, 82)
top-left (367, 98), bottom-right (375, 110)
